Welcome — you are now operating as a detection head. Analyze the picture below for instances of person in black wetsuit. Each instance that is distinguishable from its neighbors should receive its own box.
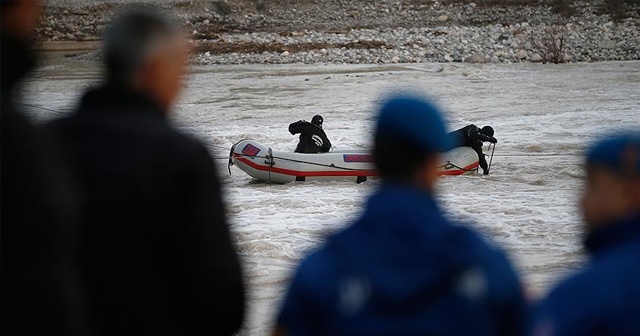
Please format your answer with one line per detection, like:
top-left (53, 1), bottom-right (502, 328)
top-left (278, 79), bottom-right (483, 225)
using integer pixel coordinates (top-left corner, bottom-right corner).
top-left (289, 114), bottom-right (332, 153)
top-left (447, 124), bottom-right (497, 175)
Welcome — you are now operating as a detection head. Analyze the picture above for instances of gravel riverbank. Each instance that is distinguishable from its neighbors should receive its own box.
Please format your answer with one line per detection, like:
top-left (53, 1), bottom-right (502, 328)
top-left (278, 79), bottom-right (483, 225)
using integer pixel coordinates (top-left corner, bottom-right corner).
top-left (39, 0), bottom-right (640, 64)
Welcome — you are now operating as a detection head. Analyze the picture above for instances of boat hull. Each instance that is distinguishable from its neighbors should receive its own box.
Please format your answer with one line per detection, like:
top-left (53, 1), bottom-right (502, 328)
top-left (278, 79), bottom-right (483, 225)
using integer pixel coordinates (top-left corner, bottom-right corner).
top-left (229, 139), bottom-right (479, 183)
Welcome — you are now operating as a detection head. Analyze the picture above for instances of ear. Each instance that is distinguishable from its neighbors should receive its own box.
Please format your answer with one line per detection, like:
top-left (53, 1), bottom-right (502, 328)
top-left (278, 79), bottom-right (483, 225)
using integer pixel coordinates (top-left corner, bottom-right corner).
top-left (628, 178), bottom-right (640, 209)
top-left (144, 52), bottom-right (165, 79)
top-left (130, 52), bottom-right (171, 110)
top-left (416, 154), bottom-right (440, 191)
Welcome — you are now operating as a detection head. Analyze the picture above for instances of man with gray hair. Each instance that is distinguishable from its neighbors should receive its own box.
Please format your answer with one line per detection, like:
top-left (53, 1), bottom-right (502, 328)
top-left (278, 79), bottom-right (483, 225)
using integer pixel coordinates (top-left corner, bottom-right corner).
top-left (47, 8), bottom-right (245, 335)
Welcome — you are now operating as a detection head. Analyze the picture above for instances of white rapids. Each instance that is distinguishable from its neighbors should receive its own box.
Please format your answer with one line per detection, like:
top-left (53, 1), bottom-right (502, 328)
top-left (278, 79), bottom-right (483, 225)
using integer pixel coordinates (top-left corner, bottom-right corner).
top-left (23, 60), bottom-right (640, 335)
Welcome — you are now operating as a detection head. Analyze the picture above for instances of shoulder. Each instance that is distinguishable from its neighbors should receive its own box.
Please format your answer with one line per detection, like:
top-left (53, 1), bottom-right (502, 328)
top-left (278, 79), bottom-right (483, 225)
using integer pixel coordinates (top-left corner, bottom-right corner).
top-left (585, 242), bottom-right (640, 291)
top-left (171, 131), bottom-right (209, 153)
top-left (445, 224), bottom-right (505, 262)
top-left (445, 224), bottom-right (521, 291)
top-left (552, 241), bottom-right (640, 295)
top-left (292, 246), bottom-right (340, 293)
top-left (534, 269), bottom-right (606, 336)
top-left (279, 244), bottom-right (340, 320)
top-left (45, 114), bottom-right (75, 131)
top-left (537, 247), bottom-right (640, 334)
top-left (286, 231), bottom-right (358, 301)
top-left (44, 115), bottom-right (87, 148)
top-left (169, 133), bottom-right (217, 176)
top-left (315, 126), bottom-right (328, 137)
top-left (443, 223), bottom-right (526, 332)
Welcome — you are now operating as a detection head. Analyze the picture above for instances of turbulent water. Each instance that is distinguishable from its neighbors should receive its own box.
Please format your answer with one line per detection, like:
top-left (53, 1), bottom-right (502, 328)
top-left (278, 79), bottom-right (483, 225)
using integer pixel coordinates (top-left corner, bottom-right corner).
top-left (23, 59), bottom-right (640, 335)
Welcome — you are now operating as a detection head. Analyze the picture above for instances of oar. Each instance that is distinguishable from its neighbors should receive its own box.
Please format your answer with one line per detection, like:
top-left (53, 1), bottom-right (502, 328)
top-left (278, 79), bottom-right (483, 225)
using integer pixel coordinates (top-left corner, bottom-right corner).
top-left (487, 143), bottom-right (496, 175)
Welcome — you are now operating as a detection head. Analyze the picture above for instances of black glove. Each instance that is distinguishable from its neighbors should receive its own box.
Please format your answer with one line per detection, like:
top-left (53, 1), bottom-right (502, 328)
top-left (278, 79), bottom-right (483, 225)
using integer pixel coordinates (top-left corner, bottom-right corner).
top-left (489, 137), bottom-right (497, 144)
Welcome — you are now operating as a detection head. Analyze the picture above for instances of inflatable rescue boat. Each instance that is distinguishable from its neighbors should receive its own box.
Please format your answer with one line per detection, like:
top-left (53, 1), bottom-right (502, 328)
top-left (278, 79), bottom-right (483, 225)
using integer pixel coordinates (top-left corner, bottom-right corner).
top-left (229, 139), bottom-right (480, 184)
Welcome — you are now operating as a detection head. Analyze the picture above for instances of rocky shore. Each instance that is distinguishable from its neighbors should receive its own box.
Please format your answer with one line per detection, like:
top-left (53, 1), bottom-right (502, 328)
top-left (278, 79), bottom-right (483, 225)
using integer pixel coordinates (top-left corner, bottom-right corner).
top-left (39, 0), bottom-right (640, 64)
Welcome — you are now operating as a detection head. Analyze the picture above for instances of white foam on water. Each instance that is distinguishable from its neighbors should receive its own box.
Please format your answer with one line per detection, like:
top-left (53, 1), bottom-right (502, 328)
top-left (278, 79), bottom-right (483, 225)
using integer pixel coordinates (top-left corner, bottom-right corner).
top-left (24, 60), bottom-right (640, 335)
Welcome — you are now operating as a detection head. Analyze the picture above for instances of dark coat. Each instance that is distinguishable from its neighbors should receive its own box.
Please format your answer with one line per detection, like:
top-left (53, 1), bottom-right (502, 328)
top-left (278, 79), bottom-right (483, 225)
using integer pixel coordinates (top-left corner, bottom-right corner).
top-left (47, 85), bottom-right (245, 336)
top-left (278, 184), bottom-right (527, 336)
top-left (289, 120), bottom-right (331, 153)
top-left (447, 124), bottom-right (494, 150)
top-left (446, 124), bottom-right (494, 173)
top-left (532, 214), bottom-right (640, 336)
top-left (1, 32), bottom-right (86, 336)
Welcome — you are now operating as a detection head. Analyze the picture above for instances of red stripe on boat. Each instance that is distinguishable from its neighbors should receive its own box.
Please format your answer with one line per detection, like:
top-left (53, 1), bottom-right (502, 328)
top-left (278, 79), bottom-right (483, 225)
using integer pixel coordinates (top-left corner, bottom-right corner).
top-left (233, 154), bottom-right (479, 177)
top-left (234, 156), bottom-right (376, 177)
top-left (439, 162), bottom-right (480, 176)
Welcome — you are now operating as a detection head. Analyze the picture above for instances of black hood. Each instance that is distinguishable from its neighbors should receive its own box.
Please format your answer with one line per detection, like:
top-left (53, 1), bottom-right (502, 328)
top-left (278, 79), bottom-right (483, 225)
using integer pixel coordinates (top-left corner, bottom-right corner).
top-left (311, 115), bottom-right (323, 128)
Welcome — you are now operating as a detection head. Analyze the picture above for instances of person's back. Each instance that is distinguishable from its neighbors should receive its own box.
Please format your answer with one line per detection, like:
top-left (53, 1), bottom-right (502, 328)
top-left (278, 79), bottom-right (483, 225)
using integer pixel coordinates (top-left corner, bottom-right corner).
top-left (447, 124), bottom-right (496, 175)
top-left (1, 1), bottom-right (86, 335)
top-left (47, 10), bottom-right (244, 335)
top-left (532, 133), bottom-right (640, 336)
top-left (275, 96), bottom-right (526, 336)
top-left (448, 124), bottom-right (478, 148)
top-left (533, 238), bottom-right (640, 335)
top-left (289, 114), bottom-right (331, 153)
top-left (278, 186), bottom-right (525, 335)
top-left (50, 85), bottom-right (243, 335)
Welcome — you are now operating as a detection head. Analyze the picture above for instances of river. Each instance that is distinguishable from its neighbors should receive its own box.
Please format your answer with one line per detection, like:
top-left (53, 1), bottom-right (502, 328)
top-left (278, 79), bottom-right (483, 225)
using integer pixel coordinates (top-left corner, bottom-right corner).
top-left (22, 58), bottom-right (640, 335)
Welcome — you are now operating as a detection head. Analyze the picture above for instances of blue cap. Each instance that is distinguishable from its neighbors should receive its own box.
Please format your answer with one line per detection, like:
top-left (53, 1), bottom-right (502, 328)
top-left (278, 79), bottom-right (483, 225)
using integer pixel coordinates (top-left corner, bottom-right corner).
top-left (586, 133), bottom-right (640, 177)
top-left (375, 94), bottom-right (451, 153)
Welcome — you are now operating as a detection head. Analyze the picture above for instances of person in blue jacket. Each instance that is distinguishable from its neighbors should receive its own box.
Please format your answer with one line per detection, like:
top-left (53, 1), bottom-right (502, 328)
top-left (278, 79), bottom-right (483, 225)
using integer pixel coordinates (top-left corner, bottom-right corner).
top-left (532, 133), bottom-right (640, 336)
top-left (273, 94), bottom-right (527, 336)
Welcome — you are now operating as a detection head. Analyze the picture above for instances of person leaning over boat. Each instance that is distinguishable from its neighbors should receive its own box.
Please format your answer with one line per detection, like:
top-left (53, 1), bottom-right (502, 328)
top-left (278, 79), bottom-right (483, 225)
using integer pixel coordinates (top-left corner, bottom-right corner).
top-left (446, 124), bottom-right (497, 175)
top-left (531, 133), bottom-right (640, 336)
top-left (289, 114), bottom-right (332, 153)
top-left (273, 95), bottom-right (527, 336)
top-left (45, 8), bottom-right (245, 336)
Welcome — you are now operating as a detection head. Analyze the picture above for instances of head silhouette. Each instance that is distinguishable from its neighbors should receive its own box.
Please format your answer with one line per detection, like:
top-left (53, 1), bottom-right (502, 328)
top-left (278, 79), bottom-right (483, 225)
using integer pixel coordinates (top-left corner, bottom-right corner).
top-left (373, 94), bottom-right (450, 190)
top-left (104, 8), bottom-right (188, 112)
top-left (311, 115), bottom-right (323, 128)
top-left (481, 126), bottom-right (494, 138)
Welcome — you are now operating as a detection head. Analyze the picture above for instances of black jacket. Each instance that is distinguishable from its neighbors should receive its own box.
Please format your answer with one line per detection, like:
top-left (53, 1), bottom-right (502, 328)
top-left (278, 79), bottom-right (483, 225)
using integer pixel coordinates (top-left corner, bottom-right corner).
top-left (1, 32), bottom-right (86, 336)
top-left (447, 124), bottom-right (493, 149)
top-left (289, 120), bottom-right (331, 153)
top-left (47, 85), bottom-right (245, 336)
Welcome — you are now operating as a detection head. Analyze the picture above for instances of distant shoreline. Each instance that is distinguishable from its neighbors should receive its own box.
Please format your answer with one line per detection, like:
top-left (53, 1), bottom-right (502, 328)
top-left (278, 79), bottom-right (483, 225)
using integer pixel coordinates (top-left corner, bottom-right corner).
top-left (34, 40), bottom-right (103, 52)
top-left (39, 0), bottom-right (640, 65)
